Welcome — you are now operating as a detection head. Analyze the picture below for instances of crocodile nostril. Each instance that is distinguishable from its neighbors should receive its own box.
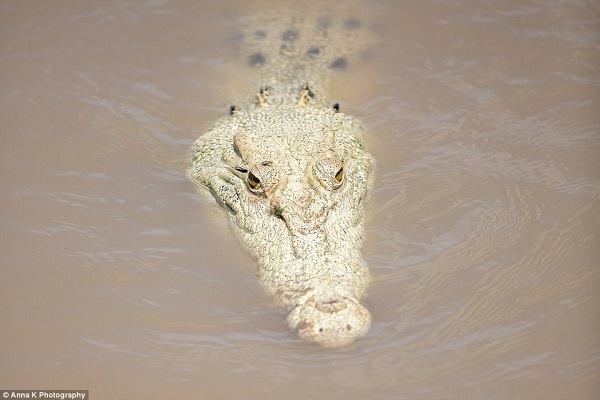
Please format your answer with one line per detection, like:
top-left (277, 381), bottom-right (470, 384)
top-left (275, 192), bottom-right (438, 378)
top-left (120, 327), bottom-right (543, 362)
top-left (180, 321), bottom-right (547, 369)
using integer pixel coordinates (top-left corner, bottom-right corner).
top-left (315, 299), bottom-right (347, 313)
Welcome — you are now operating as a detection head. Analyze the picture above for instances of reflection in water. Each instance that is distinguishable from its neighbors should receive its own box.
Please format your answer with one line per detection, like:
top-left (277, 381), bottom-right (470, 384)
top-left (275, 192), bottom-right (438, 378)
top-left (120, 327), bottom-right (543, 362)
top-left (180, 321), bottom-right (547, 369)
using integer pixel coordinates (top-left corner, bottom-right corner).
top-left (1, 1), bottom-right (598, 399)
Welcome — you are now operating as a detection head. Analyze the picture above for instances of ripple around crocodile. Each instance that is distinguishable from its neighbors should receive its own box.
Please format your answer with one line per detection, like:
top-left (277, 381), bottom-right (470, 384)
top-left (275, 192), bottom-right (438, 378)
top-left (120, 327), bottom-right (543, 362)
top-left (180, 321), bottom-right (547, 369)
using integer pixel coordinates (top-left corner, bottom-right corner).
top-left (188, 7), bottom-right (375, 348)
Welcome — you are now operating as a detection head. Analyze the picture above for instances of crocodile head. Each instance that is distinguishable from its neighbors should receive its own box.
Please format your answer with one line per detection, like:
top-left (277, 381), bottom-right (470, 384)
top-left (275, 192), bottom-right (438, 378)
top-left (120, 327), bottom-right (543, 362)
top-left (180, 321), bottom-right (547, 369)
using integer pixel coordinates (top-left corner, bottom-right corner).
top-left (189, 88), bottom-right (374, 347)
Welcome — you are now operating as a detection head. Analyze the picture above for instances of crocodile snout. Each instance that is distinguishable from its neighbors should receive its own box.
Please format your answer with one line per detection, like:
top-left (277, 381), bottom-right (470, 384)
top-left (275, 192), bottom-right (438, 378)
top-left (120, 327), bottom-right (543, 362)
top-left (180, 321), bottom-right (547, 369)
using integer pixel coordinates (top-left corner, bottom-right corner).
top-left (287, 296), bottom-right (371, 348)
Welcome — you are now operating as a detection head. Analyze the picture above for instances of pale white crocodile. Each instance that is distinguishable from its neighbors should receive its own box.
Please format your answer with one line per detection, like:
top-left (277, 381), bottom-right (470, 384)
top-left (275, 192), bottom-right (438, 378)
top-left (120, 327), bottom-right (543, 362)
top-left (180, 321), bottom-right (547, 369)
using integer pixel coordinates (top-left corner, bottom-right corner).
top-left (188, 7), bottom-right (375, 348)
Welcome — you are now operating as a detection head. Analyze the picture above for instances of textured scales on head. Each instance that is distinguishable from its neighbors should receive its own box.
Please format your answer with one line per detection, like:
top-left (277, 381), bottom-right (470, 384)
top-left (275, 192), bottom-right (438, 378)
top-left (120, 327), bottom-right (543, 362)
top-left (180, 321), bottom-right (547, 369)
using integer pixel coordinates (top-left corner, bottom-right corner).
top-left (188, 5), bottom-right (375, 348)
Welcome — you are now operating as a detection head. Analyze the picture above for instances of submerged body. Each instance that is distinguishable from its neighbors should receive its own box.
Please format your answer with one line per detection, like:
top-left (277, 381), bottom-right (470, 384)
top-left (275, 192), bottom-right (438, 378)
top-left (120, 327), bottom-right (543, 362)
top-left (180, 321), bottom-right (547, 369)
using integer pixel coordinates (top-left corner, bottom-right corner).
top-left (188, 9), bottom-right (374, 347)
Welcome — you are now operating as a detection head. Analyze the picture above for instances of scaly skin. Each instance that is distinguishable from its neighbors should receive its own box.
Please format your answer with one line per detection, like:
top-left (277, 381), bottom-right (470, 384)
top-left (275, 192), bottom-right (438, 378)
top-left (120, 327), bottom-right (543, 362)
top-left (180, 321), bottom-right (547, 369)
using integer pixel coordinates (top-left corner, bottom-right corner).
top-left (188, 10), bottom-right (374, 347)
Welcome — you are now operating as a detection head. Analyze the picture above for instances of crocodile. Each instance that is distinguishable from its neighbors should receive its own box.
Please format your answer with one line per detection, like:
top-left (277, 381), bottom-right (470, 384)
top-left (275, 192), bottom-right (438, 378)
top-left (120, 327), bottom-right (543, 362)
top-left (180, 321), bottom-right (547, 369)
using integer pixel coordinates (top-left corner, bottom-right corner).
top-left (188, 7), bottom-right (375, 348)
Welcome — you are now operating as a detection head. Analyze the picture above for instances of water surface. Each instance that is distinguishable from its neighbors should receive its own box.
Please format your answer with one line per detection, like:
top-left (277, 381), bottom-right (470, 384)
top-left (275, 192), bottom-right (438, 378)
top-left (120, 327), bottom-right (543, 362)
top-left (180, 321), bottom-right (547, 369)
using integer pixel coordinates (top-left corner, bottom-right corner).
top-left (1, 1), bottom-right (598, 399)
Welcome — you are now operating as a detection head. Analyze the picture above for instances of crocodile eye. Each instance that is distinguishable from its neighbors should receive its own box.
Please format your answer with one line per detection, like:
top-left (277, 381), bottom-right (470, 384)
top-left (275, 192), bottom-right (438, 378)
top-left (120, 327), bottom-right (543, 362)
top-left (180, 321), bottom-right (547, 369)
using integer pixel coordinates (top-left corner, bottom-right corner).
top-left (246, 161), bottom-right (280, 195)
top-left (312, 157), bottom-right (344, 190)
top-left (335, 167), bottom-right (344, 183)
top-left (247, 171), bottom-right (261, 191)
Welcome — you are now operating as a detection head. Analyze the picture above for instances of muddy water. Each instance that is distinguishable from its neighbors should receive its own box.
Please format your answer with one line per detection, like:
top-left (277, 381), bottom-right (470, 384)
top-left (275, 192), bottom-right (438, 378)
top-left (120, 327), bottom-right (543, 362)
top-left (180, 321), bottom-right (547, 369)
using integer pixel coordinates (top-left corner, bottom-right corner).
top-left (1, 1), bottom-right (598, 399)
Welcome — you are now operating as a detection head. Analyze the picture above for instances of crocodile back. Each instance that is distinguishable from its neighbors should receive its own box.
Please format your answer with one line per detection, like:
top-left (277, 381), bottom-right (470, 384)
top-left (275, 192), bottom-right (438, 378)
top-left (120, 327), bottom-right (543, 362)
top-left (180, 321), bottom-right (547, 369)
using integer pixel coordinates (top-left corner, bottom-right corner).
top-left (232, 3), bottom-right (376, 96)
